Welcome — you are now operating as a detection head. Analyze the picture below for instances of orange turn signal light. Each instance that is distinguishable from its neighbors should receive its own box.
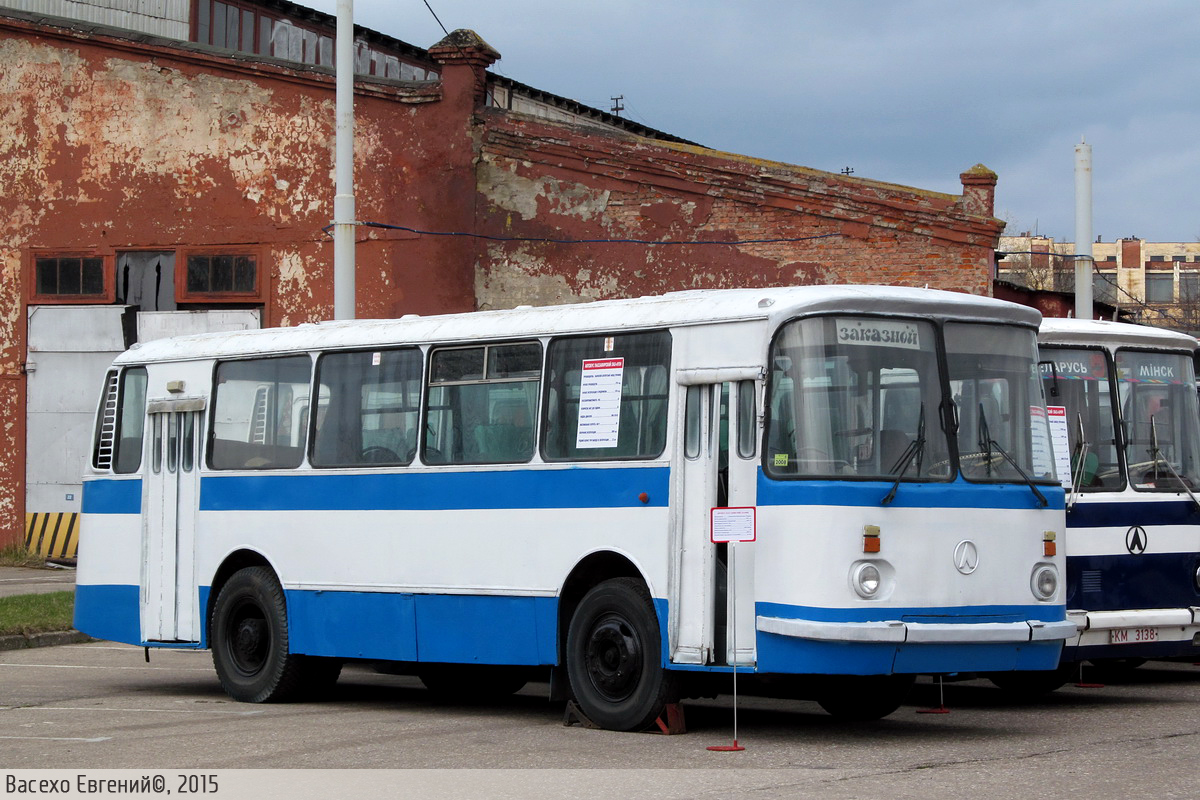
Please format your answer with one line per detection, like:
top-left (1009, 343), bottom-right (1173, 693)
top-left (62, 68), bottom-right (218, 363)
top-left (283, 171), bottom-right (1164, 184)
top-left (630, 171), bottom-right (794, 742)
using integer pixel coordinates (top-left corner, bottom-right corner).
top-left (863, 525), bottom-right (881, 553)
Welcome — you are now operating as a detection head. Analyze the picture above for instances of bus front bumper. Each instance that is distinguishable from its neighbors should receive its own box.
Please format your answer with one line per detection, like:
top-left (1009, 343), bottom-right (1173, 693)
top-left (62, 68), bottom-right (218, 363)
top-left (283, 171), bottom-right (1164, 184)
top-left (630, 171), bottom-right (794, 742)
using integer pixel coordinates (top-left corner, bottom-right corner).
top-left (756, 615), bottom-right (1078, 644)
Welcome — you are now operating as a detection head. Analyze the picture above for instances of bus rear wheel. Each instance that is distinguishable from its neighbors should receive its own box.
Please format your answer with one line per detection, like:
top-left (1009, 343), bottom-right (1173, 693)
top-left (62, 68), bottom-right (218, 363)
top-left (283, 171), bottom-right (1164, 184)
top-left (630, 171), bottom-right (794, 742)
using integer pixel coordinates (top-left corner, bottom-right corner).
top-left (566, 577), bottom-right (676, 732)
top-left (210, 566), bottom-right (307, 703)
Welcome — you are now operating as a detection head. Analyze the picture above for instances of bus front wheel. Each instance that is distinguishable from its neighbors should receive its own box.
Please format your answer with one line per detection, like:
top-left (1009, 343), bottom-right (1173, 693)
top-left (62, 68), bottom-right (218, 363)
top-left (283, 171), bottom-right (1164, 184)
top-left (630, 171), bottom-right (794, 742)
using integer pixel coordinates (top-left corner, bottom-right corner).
top-left (565, 577), bottom-right (676, 732)
top-left (210, 566), bottom-right (307, 703)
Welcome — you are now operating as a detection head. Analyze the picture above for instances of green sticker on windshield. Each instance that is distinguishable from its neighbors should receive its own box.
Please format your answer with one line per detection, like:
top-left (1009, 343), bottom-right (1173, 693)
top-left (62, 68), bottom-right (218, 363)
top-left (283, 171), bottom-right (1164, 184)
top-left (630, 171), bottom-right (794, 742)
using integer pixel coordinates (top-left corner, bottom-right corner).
top-left (774, 453), bottom-right (789, 467)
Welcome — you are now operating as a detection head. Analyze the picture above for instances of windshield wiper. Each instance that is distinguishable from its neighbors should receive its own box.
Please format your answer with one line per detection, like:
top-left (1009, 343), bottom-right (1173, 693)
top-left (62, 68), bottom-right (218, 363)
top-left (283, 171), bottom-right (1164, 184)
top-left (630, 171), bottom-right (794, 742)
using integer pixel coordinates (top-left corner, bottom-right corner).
top-left (1148, 415), bottom-right (1200, 509)
top-left (978, 403), bottom-right (1048, 508)
top-left (882, 405), bottom-right (926, 506)
top-left (1067, 412), bottom-right (1089, 511)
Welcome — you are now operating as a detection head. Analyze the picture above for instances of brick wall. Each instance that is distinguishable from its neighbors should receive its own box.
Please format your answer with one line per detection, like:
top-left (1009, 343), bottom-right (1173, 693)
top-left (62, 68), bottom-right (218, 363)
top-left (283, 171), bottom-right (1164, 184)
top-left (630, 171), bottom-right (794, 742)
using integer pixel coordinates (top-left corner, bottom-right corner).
top-left (473, 115), bottom-right (1003, 309)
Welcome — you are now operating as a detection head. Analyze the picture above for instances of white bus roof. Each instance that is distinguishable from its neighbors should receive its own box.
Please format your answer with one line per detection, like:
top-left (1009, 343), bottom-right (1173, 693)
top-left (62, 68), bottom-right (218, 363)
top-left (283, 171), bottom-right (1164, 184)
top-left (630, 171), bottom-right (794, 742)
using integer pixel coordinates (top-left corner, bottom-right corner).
top-left (115, 285), bottom-right (1042, 365)
top-left (1039, 317), bottom-right (1198, 351)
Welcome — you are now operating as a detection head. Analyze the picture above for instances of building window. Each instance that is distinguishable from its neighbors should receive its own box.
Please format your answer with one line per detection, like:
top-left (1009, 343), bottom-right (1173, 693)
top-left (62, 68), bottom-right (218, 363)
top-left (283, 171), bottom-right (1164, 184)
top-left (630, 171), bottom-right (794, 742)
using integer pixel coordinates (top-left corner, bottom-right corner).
top-left (1092, 272), bottom-right (1117, 304)
top-left (30, 253), bottom-right (112, 303)
top-left (1149, 255), bottom-right (1166, 262)
top-left (1146, 272), bottom-right (1174, 303)
top-left (1181, 271), bottom-right (1200, 303)
top-left (1172, 255), bottom-right (1186, 262)
top-left (178, 250), bottom-right (264, 301)
top-left (192, 0), bottom-right (436, 76)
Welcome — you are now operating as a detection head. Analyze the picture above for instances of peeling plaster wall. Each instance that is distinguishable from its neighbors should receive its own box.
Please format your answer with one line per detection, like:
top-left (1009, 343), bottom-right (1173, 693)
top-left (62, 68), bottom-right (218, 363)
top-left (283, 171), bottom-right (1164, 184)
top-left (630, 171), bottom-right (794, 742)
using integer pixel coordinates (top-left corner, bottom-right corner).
top-left (0, 18), bottom-right (480, 543)
top-left (474, 115), bottom-right (1004, 310)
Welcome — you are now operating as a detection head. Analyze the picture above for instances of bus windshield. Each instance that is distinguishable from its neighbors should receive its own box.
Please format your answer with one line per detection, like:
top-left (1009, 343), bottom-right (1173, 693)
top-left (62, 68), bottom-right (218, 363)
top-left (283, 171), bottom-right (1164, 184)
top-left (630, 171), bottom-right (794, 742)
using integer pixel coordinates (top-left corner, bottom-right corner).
top-left (765, 315), bottom-right (951, 479)
top-left (946, 322), bottom-right (1056, 484)
top-left (1115, 349), bottom-right (1200, 491)
top-left (1039, 347), bottom-right (1121, 490)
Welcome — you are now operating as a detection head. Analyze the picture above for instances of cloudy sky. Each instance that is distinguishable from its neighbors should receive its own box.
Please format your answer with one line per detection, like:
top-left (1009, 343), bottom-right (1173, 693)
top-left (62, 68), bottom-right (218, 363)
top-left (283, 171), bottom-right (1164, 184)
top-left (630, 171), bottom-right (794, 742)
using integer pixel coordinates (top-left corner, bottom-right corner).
top-left (307, 0), bottom-right (1198, 244)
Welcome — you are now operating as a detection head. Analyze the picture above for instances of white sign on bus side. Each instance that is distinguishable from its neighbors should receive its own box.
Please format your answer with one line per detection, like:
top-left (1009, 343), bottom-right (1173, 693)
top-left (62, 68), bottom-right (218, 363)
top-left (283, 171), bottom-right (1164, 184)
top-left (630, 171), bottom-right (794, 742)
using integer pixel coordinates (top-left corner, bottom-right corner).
top-left (576, 357), bottom-right (624, 449)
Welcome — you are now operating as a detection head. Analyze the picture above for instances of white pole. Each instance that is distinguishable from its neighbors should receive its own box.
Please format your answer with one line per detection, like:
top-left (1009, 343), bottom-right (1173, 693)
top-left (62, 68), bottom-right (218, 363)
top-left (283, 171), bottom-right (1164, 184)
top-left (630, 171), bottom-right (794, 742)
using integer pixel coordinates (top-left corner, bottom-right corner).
top-left (729, 540), bottom-right (739, 745)
top-left (332, 0), bottom-right (356, 320)
top-left (1074, 140), bottom-right (1093, 320)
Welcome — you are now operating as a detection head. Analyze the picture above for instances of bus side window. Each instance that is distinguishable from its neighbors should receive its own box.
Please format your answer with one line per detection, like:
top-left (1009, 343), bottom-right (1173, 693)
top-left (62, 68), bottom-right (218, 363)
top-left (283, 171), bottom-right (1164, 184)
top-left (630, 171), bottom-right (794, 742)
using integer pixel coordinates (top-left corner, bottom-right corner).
top-left (425, 342), bottom-right (541, 465)
top-left (312, 348), bottom-right (421, 467)
top-left (209, 356), bottom-right (311, 470)
top-left (541, 330), bottom-right (671, 462)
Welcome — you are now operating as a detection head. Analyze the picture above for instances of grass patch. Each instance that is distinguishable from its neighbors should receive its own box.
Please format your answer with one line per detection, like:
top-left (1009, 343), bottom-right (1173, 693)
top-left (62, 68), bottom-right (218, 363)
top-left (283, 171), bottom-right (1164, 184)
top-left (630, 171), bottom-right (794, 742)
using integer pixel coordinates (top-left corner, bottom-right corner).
top-left (0, 592), bottom-right (75, 637)
top-left (0, 545), bottom-right (47, 569)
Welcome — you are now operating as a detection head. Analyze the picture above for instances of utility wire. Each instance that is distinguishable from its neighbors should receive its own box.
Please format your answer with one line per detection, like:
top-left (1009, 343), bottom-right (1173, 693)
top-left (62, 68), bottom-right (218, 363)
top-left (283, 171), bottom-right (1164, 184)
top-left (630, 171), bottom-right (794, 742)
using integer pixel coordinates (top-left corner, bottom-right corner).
top-left (421, 0), bottom-right (450, 37)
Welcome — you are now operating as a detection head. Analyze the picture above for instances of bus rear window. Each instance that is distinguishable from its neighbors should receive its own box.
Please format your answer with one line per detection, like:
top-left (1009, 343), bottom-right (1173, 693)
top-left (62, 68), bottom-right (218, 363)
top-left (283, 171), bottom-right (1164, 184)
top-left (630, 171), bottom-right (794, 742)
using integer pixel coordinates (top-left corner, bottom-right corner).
top-left (92, 367), bottom-right (148, 474)
top-left (209, 356), bottom-right (312, 470)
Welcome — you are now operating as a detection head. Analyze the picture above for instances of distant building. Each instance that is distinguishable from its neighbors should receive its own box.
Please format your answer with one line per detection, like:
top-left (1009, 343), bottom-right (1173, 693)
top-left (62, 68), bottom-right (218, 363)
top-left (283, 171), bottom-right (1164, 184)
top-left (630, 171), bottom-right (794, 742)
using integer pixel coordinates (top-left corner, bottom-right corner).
top-left (997, 235), bottom-right (1200, 334)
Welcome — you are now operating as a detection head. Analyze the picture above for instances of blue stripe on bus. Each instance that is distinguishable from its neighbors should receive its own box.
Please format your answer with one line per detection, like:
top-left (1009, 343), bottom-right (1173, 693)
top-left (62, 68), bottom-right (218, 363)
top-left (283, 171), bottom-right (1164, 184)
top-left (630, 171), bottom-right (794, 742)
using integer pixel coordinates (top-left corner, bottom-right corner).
top-left (1065, 638), bottom-right (1200, 663)
top-left (198, 467), bottom-right (672, 512)
top-left (76, 584), bottom-right (1066, 673)
top-left (756, 471), bottom-right (1066, 510)
top-left (754, 601), bottom-right (1066, 673)
top-left (74, 584), bottom-right (142, 644)
top-left (286, 591), bottom-right (559, 665)
top-left (81, 479), bottom-right (142, 514)
top-left (755, 601), bottom-right (1066, 624)
top-left (1067, 498), bottom-right (1200, 528)
top-left (755, 636), bottom-right (1063, 674)
top-left (1066, 552), bottom-right (1200, 610)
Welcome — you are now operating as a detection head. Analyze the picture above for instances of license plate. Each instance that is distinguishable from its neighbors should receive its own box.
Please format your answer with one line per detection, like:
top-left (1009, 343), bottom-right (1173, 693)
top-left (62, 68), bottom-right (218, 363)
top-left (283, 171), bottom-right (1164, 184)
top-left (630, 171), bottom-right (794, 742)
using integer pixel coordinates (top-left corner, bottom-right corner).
top-left (1110, 628), bottom-right (1158, 644)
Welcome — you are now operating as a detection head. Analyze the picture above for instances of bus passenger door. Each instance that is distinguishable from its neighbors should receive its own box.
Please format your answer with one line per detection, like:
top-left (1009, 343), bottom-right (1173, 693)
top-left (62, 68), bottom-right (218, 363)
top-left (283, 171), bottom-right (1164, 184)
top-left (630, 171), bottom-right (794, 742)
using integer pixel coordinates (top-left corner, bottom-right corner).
top-left (142, 403), bottom-right (203, 643)
top-left (670, 377), bottom-right (759, 666)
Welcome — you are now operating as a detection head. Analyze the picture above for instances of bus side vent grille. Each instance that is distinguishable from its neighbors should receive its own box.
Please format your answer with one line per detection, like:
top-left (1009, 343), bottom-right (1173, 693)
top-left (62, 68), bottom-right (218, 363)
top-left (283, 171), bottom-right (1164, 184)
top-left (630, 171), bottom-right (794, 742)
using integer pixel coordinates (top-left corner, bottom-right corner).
top-left (1080, 570), bottom-right (1102, 593)
top-left (93, 371), bottom-right (119, 471)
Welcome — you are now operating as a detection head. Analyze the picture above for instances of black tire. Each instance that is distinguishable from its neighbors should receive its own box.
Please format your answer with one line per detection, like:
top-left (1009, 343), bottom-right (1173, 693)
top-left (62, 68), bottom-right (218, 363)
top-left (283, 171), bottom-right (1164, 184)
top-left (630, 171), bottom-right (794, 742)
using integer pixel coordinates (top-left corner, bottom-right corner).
top-left (418, 664), bottom-right (528, 701)
top-left (815, 674), bottom-right (914, 720)
top-left (565, 577), bottom-right (676, 732)
top-left (210, 566), bottom-right (308, 703)
top-left (988, 668), bottom-right (1070, 697)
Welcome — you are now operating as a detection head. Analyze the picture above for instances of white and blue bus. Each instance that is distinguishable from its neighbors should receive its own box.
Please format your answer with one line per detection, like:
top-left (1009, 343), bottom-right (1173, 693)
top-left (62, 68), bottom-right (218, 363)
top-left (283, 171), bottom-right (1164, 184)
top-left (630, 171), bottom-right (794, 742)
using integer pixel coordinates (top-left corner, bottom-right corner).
top-left (1019, 318), bottom-right (1200, 689)
top-left (77, 286), bottom-right (1073, 731)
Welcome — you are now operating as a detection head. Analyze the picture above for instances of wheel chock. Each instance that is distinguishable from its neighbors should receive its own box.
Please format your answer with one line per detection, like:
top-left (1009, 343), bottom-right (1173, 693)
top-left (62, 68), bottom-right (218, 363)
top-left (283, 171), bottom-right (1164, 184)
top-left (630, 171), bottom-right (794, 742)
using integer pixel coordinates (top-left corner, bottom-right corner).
top-left (650, 703), bottom-right (686, 735)
top-left (562, 700), bottom-right (687, 734)
top-left (562, 700), bottom-right (600, 729)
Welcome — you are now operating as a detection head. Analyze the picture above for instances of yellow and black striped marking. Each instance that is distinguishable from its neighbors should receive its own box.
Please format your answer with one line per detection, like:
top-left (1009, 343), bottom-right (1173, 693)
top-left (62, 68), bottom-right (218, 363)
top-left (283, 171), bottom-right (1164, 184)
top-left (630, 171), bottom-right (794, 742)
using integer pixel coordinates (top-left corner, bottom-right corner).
top-left (24, 513), bottom-right (80, 559)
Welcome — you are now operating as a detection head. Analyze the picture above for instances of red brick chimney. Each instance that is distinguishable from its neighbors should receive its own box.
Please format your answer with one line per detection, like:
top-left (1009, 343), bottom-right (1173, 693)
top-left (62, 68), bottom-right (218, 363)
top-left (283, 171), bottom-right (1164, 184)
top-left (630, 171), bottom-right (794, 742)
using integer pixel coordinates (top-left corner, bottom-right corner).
top-left (959, 164), bottom-right (997, 217)
top-left (428, 29), bottom-right (501, 109)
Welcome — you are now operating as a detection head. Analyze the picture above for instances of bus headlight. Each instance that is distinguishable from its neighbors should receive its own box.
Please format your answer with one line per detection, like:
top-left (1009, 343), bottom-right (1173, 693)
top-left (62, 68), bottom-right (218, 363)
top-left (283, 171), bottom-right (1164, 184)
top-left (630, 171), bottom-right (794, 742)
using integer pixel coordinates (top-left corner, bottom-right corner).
top-left (1031, 564), bottom-right (1058, 600)
top-left (1193, 562), bottom-right (1200, 592)
top-left (852, 562), bottom-right (882, 599)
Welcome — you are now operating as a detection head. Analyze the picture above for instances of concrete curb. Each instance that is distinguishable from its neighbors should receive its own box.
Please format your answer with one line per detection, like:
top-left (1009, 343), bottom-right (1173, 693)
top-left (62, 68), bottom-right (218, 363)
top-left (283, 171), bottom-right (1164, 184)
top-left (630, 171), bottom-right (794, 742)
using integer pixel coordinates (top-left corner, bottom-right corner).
top-left (0, 630), bottom-right (92, 651)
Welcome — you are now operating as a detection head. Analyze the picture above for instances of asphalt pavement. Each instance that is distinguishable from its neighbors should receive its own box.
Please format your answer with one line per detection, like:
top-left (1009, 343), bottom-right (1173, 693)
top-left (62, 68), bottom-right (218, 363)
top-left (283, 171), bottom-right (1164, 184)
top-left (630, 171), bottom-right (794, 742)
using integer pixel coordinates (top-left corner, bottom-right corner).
top-left (0, 564), bottom-right (76, 598)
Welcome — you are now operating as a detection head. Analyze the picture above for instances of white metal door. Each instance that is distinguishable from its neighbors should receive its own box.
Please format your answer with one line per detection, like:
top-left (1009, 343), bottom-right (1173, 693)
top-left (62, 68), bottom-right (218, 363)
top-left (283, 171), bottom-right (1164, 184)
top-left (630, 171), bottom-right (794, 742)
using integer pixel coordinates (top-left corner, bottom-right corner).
top-left (669, 379), bottom-right (759, 666)
top-left (25, 305), bottom-right (129, 514)
top-left (142, 406), bottom-right (202, 642)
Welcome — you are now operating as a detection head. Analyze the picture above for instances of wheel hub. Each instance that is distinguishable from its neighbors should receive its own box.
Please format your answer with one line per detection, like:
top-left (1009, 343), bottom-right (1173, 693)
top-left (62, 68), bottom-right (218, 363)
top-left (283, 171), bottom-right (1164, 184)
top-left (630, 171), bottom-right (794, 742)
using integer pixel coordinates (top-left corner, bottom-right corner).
top-left (584, 615), bottom-right (642, 700)
top-left (231, 616), bottom-right (267, 674)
